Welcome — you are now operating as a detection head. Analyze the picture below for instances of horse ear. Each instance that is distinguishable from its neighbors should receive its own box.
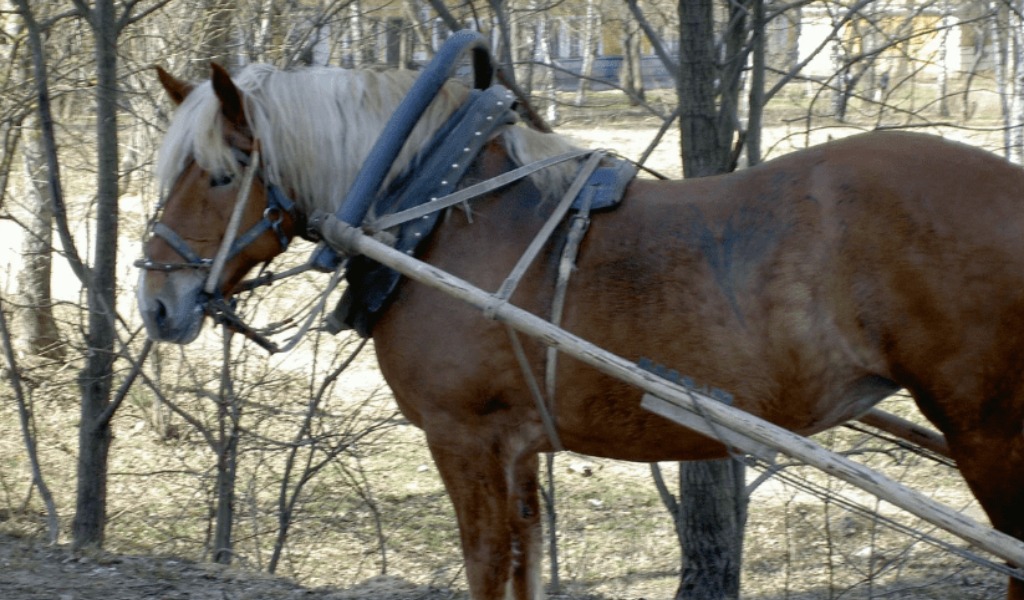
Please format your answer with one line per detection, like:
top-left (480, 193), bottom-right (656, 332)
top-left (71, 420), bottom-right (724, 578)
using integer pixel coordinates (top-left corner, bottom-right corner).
top-left (155, 65), bottom-right (193, 105)
top-left (210, 62), bottom-right (246, 127)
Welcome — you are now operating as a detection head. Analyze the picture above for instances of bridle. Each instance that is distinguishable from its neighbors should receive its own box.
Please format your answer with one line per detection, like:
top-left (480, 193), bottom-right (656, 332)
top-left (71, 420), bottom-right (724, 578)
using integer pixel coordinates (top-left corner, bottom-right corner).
top-left (135, 143), bottom-right (329, 353)
top-left (134, 146), bottom-right (299, 279)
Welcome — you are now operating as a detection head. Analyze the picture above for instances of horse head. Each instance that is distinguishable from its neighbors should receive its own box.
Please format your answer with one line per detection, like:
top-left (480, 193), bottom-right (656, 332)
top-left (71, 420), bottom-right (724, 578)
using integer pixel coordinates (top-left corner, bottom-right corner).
top-left (138, 64), bottom-right (301, 344)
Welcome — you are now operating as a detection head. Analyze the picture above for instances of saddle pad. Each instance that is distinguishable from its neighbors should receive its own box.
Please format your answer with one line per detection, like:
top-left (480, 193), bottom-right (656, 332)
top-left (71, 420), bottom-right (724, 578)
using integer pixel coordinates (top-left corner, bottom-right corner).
top-left (572, 155), bottom-right (637, 212)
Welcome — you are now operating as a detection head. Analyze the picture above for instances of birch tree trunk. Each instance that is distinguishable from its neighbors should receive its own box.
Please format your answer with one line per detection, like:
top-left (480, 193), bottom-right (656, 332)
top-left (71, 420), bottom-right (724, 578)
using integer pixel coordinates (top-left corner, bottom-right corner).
top-left (937, 0), bottom-right (951, 118)
top-left (1012, 1), bottom-right (1024, 164)
top-left (17, 109), bottom-right (63, 360)
top-left (349, 0), bottom-right (365, 68)
top-left (534, 7), bottom-right (558, 124)
top-left (993, 1), bottom-right (1011, 158)
top-left (574, 0), bottom-right (598, 106)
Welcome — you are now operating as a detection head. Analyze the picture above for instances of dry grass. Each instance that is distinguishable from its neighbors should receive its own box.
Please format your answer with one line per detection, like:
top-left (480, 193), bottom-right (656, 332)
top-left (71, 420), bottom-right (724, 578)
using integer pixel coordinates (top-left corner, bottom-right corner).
top-left (0, 380), bottom-right (1007, 598)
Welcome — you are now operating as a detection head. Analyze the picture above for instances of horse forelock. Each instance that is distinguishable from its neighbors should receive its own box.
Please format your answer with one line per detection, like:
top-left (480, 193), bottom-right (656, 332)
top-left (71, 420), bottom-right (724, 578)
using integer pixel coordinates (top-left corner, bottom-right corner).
top-left (157, 63), bottom-right (581, 217)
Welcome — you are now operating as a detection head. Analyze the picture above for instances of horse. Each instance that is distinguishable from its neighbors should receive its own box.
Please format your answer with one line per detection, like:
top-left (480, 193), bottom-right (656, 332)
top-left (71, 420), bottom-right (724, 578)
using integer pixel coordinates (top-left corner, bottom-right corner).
top-left (137, 61), bottom-right (1024, 600)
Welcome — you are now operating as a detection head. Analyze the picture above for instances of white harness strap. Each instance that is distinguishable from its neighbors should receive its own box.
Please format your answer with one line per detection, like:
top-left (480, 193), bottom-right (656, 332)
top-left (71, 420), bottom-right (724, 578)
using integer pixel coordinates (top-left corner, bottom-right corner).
top-left (204, 146), bottom-right (261, 295)
top-left (489, 151), bottom-right (608, 453)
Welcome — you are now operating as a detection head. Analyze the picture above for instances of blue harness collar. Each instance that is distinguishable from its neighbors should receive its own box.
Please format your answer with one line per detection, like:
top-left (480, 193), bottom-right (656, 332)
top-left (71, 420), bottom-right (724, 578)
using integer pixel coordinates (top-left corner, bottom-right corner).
top-left (318, 34), bottom-right (638, 337)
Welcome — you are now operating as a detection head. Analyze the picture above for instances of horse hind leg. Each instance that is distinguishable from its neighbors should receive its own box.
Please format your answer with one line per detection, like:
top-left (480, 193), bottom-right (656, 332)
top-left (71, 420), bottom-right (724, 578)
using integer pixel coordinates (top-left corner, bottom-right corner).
top-left (925, 391), bottom-right (1024, 599)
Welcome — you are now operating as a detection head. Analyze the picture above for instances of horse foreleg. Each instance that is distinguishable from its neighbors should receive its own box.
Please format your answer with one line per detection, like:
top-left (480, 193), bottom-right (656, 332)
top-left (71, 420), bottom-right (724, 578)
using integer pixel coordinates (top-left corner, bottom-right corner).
top-left (509, 452), bottom-right (543, 600)
top-left (428, 432), bottom-right (536, 593)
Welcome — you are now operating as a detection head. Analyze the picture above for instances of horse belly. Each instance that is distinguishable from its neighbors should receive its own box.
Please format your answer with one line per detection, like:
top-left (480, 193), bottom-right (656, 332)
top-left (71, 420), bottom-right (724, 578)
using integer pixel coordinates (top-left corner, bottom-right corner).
top-left (545, 325), bottom-right (899, 463)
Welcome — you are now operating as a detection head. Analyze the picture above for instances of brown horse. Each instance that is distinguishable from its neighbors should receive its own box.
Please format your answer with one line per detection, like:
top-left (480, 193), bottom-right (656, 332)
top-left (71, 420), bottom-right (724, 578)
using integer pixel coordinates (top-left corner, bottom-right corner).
top-left (138, 63), bottom-right (1024, 599)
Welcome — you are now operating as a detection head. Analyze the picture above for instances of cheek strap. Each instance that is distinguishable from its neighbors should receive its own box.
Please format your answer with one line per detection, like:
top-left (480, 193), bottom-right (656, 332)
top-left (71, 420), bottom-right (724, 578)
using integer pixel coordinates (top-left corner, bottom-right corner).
top-left (204, 146), bottom-right (261, 295)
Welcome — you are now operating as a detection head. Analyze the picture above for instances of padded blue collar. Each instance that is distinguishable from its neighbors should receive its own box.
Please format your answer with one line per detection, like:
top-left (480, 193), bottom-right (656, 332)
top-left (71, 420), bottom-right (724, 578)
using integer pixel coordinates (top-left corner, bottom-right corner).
top-left (309, 30), bottom-right (496, 272)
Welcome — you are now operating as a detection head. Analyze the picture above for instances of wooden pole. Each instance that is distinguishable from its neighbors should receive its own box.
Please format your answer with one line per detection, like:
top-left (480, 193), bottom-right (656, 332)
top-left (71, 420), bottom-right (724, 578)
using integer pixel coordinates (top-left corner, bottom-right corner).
top-left (315, 215), bottom-right (1024, 573)
top-left (858, 408), bottom-right (951, 459)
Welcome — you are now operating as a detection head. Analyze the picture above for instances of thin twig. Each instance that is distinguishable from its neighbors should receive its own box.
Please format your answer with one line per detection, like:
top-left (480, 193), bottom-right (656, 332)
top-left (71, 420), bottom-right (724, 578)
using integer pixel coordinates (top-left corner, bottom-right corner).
top-left (0, 294), bottom-right (59, 543)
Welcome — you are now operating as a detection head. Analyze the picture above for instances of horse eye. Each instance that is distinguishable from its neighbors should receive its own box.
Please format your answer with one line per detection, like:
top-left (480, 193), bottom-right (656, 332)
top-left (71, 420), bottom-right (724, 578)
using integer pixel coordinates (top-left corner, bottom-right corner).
top-left (210, 173), bottom-right (234, 188)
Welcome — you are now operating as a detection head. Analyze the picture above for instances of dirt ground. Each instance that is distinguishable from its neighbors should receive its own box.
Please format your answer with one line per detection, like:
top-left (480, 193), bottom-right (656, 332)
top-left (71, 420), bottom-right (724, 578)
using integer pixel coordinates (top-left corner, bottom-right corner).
top-left (0, 533), bottom-right (460, 600)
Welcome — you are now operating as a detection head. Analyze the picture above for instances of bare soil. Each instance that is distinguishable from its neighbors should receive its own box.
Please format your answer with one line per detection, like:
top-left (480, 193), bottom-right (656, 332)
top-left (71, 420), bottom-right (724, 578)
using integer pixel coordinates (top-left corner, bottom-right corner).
top-left (0, 532), bottom-right (458, 600)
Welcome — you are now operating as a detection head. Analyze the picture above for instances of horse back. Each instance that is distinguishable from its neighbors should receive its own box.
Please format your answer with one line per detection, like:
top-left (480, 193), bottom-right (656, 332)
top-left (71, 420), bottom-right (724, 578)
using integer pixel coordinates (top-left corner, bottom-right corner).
top-left (569, 132), bottom-right (1024, 439)
top-left (373, 131), bottom-right (1024, 459)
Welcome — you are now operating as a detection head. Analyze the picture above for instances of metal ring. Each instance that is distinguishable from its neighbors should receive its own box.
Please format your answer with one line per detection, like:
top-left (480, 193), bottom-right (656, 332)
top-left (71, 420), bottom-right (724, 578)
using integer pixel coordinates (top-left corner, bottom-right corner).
top-left (263, 206), bottom-right (283, 224)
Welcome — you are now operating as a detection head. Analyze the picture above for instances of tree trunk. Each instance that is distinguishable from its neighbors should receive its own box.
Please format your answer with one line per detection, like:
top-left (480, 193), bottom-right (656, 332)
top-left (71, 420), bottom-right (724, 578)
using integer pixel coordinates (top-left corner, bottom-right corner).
top-left (937, 0), bottom-right (951, 118)
top-left (348, 0), bottom-right (366, 68)
top-left (622, 17), bottom-right (645, 106)
top-left (534, 7), bottom-right (558, 124)
top-left (574, 0), bottom-right (598, 106)
top-left (995, 0), bottom-right (1012, 158)
top-left (677, 460), bottom-right (745, 599)
top-left (829, 18), bottom-right (849, 122)
top-left (747, 0), bottom-right (765, 167)
top-left (212, 332), bottom-right (239, 564)
top-left (1012, 1), bottom-right (1024, 164)
top-left (488, 0), bottom-right (514, 77)
top-left (673, 1), bottom-right (748, 598)
top-left (677, 0), bottom-right (730, 178)
top-left (8, 19), bottom-right (61, 360)
top-left (73, 0), bottom-right (120, 551)
top-left (17, 109), bottom-right (63, 360)
top-left (0, 9), bottom-right (24, 209)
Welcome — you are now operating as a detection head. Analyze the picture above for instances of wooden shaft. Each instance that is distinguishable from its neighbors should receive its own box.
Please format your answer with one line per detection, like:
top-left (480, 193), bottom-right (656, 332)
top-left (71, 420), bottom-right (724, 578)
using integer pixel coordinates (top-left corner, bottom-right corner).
top-left (859, 408), bottom-right (951, 459)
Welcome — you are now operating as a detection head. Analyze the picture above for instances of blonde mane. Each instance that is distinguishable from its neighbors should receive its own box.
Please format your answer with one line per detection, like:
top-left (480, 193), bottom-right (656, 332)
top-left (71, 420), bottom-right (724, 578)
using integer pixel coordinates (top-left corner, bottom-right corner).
top-left (157, 64), bottom-right (581, 217)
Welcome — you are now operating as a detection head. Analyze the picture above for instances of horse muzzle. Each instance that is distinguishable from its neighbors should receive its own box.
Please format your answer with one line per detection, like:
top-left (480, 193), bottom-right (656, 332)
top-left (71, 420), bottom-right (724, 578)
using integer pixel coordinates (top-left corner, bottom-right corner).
top-left (137, 270), bottom-right (207, 344)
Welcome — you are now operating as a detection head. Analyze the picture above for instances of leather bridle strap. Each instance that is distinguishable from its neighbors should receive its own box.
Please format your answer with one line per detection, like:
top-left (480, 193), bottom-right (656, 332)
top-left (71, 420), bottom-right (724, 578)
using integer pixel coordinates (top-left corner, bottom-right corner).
top-left (140, 222), bottom-right (212, 271)
top-left (136, 149), bottom-right (299, 280)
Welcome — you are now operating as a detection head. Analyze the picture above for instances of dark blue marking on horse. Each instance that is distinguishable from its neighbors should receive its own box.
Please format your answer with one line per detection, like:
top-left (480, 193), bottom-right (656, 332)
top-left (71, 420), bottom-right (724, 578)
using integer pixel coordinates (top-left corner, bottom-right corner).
top-left (680, 202), bottom-right (790, 325)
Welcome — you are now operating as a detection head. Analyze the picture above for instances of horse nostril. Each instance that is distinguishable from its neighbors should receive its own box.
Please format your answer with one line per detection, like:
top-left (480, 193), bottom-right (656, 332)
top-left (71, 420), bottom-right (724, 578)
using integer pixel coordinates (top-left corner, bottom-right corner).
top-left (154, 299), bottom-right (169, 328)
